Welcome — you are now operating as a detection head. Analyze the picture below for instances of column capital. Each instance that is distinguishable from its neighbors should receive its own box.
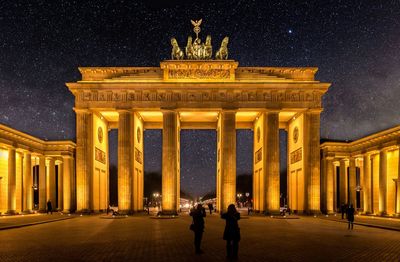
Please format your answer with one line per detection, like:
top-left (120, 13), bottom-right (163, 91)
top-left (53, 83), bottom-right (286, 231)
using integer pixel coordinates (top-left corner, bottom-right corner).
top-left (73, 108), bottom-right (91, 114)
top-left (264, 109), bottom-right (280, 114)
top-left (116, 108), bottom-right (133, 113)
top-left (220, 109), bottom-right (237, 113)
top-left (306, 108), bottom-right (323, 114)
top-left (61, 154), bottom-right (74, 160)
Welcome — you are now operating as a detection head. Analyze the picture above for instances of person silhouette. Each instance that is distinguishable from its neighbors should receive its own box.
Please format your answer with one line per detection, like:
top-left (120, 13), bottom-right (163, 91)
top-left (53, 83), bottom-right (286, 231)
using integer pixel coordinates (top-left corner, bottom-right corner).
top-left (221, 204), bottom-right (241, 260)
top-left (347, 203), bottom-right (355, 230)
top-left (47, 199), bottom-right (53, 215)
top-left (190, 204), bottom-right (206, 254)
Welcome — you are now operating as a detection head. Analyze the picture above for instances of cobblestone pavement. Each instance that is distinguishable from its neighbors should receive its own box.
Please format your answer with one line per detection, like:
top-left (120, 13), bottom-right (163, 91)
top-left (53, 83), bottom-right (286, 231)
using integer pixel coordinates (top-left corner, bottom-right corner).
top-left (0, 213), bottom-right (399, 262)
top-left (320, 214), bottom-right (400, 231)
top-left (0, 213), bottom-right (74, 230)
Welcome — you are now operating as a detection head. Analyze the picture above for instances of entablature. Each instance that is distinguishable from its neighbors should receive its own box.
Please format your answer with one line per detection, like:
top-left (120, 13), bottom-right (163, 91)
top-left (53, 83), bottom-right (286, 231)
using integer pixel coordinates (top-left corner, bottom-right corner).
top-left (0, 124), bottom-right (76, 156)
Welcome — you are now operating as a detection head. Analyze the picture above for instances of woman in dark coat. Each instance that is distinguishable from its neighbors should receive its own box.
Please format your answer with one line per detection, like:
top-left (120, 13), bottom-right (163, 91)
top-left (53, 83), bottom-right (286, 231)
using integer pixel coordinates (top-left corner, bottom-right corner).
top-left (347, 203), bottom-right (355, 230)
top-left (190, 204), bottom-right (206, 254)
top-left (221, 204), bottom-right (241, 260)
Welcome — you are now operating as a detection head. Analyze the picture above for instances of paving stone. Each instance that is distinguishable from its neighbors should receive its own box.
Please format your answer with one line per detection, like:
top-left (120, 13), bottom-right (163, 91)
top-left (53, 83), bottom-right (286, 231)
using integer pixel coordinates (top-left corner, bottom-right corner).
top-left (0, 213), bottom-right (399, 261)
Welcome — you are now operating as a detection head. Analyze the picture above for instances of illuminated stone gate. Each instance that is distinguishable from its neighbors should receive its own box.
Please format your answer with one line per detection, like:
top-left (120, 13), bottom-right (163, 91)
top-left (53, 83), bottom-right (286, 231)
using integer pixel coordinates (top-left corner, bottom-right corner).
top-left (66, 21), bottom-right (330, 215)
top-left (66, 60), bottom-right (330, 214)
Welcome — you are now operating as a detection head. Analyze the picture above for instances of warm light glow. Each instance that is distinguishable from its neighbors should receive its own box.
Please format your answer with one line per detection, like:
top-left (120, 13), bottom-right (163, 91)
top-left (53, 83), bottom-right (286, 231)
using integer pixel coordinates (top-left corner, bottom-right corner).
top-left (179, 111), bottom-right (219, 122)
top-left (99, 111), bottom-right (119, 122)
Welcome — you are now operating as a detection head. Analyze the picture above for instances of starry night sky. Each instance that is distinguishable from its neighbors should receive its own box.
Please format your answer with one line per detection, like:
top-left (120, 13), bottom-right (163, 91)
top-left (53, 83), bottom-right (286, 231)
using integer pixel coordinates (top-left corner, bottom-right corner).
top-left (1, 1), bottom-right (399, 197)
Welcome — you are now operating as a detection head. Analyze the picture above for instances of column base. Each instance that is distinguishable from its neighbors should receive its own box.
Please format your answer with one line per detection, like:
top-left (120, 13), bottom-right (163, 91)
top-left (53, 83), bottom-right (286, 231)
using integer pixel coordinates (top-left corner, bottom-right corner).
top-left (22, 210), bottom-right (33, 214)
top-left (158, 210), bottom-right (178, 217)
top-left (6, 210), bottom-right (17, 215)
top-left (77, 209), bottom-right (92, 215)
top-left (394, 213), bottom-right (400, 218)
top-left (115, 209), bottom-right (133, 215)
top-left (264, 210), bottom-right (281, 216)
top-left (304, 209), bottom-right (322, 216)
top-left (378, 211), bottom-right (387, 216)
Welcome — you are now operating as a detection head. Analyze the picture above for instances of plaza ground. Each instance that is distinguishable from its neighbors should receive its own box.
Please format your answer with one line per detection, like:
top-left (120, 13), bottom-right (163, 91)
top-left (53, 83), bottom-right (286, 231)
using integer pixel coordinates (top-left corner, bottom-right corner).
top-left (0, 213), bottom-right (399, 261)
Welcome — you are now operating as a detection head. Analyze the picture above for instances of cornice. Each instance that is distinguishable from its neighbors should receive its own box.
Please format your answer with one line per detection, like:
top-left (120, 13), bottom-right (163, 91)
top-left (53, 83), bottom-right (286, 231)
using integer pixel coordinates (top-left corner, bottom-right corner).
top-left (0, 124), bottom-right (76, 155)
top-left (320, 125), bottom-right (400, 154)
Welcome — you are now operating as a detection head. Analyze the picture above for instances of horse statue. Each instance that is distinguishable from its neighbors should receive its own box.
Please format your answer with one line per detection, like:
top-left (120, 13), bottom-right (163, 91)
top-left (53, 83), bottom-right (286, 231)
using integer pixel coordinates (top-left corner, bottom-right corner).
top-left (171, 38), bottom-right (184, 60)
top-left (185, 36), bottom-right (194, 60)
top-left (215, 36), bottom-right (229, 60)
top-left (203, 35), bottom-right (212, 59)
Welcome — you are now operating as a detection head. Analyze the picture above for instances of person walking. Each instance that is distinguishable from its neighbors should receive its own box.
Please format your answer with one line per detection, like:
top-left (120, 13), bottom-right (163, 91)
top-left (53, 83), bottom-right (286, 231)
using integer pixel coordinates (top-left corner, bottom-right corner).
top-left (208, 203), bottom-right (213, 215)
top-left (190, 204), bottom-right (206, 254)
top-left (340, 203), bottom-right (346, 219)
top-left (47, 199), bottom-right (53, 215)
top-left (221, 204), bottom-right (241, 260)
top-left (347, 203), bottom-right (355, 230)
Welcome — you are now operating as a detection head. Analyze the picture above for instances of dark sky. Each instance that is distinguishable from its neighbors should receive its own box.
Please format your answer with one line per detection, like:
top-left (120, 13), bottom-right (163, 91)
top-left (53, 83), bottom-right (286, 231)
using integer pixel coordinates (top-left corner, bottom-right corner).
top-left (1, 1), bottom-right (399, 196)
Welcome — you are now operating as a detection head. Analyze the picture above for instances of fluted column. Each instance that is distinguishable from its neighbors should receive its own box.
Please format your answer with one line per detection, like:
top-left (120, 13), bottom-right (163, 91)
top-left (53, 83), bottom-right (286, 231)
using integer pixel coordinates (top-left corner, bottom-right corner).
top-left (23, 152), bottom-right (32, 212)
top-left (7, 147), bottom-right (16, 214)
top-left (75, 109), bottom-right (93, 213)
top-left (363, 154), bottom-right (372, 213)
top-left (264, 112), bottom-right (280, 214)
top-left (161, 111), bottom-right (180, 215)
top-left (326, 157), bottom-right (335, 214)
top-left (396, 147), bottom-right (400, 216)
top-left (304, 110), bottom-right (321, 213)
top-left (379, 150), bottom-right (387, 215)
top-left (219, 111), bottom-right (236, 213)
top-left (38, 156), bottom-right (46, 212)
top-left (57, 162), bottom-right (63, 211)
top-left (48, 158), bottom-right (56, 209)
top-left (118, 110), bottom-right (133, 214)
top-left (62, 156), bottom-right (73, 213)
top-left (349, 158), bottom-right (356, 207)
top-left (339, 159), bottom-right (347, 206)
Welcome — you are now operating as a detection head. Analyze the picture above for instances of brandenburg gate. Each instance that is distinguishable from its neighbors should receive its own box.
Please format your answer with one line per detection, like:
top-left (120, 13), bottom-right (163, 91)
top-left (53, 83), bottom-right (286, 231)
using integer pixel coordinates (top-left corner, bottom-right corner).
top-left (66, 21), bottom-right (330, 215)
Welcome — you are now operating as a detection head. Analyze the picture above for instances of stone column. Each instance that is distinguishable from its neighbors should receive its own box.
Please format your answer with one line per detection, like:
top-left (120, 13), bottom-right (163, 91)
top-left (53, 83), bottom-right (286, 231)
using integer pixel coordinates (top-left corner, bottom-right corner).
top-left (62, 156), bottom-right (73, 213)
top-left (161, 111), bottom-right (180, 215)
top-left (7, 147), bottom-right (16, 214)
top-left (23, 152), bottom-right (32, 212)
top-left (304, 110), bottom-right (321, 213)
top-left (219, 111), bottom-right (236, 213)
top-left (363, 154), bottom-right (372, 214)
top-left (396, 147), bottom-right (400, 216)
top-left (48, 158), bottom-right (56, 209)
top-left (349, 158), bottom-right (356, 207)
top-left (57, 162), bottom-right (63, 211)
top-left (326, 157), bottom-right (335, 214)
top-left (118, 110), bottom-right (133, 214)
top-left (339, 159), bottom-right (347, 206)
top-left (379, 150), bottom-right (387, 215)
top-left (38, 156), bottom-right (46, 212)
top-left (75, 109), bottom-right (93, 213)
top-left (264, 112), bottom-right (280, 214)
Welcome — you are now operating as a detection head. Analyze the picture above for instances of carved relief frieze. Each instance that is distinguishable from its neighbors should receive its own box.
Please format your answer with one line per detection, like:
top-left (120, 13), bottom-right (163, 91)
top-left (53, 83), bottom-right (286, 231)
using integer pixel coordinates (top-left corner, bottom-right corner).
top-left (135, 147), bottom-right (143, 164)
top-left (290, 148), bottom-right (302, 164)
top-left (75, 89), bottom-right (322, 104)
top-left (255, 148), bottom-right (262, 164)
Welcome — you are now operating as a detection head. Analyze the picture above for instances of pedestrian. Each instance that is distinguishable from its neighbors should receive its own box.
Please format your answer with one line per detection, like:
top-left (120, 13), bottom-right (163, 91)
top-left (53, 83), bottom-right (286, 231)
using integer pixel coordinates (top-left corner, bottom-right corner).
top-left (190, 204), bottom-right (206, 254)
top-left (347, 203), bottom-right (355, 230)
top-left (340, 203), bottom-right (345, 219)
top-left (208, 203), bottom-right (213, 215)
top-left (221, 204), bottom-right (241, 260)
top-left (47, 199), bottom-right (53, 215)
